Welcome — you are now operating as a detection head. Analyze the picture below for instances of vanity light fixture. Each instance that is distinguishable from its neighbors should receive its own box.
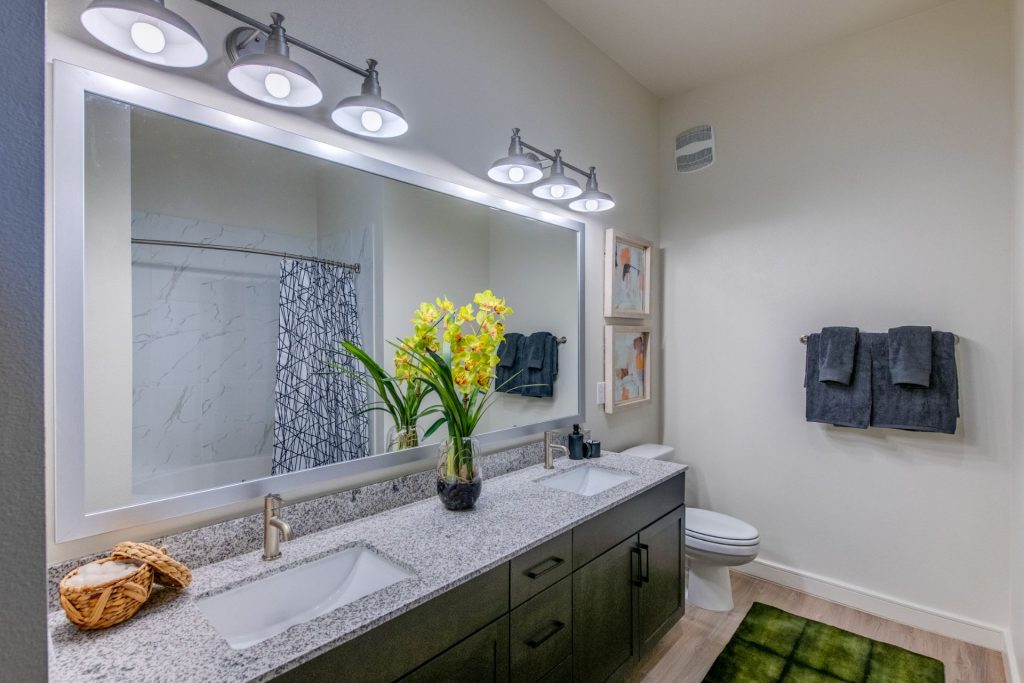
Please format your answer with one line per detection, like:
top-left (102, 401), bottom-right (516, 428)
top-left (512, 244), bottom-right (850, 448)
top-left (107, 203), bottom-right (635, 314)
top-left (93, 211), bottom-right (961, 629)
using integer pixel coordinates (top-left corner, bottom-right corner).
top-left (531, 149), bottom-right (583, 201)
top-left (226, 13), bottom-right (322, 108)
top-left (80, 0), bottom-right (209, 67)
top-left (488, 129), bottom-right (614, 213)
top-left (568, 168), bottom-right (616, 213)
top-left (80, 0), bottom-right (409, 137)
top-left (487, 128), bottom-right (544, 185)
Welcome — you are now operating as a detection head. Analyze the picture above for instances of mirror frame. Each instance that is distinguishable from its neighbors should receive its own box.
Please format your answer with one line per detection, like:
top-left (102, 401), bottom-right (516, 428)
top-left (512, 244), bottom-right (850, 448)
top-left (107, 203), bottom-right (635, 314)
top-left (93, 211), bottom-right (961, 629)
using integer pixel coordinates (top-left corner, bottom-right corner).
top-left (53, 61), bottom-right (585, 541)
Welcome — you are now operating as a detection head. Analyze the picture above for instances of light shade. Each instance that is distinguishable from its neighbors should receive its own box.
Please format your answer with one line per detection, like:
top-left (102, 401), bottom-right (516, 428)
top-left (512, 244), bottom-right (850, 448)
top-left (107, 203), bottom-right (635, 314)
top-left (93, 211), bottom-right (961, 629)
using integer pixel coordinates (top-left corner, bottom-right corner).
top-left (488, 128), bottom-right (543, 185)
top-left (568, 168), bottom-right (615, 213)
top-left (331, 62), bottom-right (409, 138)
top-left (532, 150), bottom-right (582, 200)
top-left (227, 14), bottom-right (322, 108)
top-left (80, 0), bottom-right (208, 67)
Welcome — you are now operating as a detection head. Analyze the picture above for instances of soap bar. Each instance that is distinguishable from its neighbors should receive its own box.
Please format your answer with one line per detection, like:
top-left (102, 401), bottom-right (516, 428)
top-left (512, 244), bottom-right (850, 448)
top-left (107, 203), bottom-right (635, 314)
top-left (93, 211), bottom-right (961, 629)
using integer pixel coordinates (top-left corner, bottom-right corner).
top-left (65, 560), bottom-right (139, 588)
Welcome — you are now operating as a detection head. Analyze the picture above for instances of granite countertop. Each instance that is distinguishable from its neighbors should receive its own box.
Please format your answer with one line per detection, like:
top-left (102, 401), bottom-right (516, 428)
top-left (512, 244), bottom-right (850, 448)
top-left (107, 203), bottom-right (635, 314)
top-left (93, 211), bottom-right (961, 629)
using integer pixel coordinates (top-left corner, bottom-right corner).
top-left (48, 453), bottom-right (686, 683)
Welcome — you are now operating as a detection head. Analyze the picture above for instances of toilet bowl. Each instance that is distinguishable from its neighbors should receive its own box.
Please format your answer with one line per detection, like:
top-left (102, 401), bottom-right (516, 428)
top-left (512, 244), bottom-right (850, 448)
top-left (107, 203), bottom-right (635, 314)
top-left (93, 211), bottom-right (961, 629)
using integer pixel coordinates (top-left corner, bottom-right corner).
top-left (618, 444), bottom-right (760, 612)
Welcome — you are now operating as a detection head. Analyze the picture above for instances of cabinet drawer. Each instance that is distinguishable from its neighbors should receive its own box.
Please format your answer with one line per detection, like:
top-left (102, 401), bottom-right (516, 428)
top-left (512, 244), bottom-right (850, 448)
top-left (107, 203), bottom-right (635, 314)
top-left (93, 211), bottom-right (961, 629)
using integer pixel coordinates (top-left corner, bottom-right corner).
top-left (572, 472), bottom-right (685, 570)
top-left (510, 531), bottom-right (571, 607)
top-left (537, 656), bottom-right (571, 683)
top-left (510, 577), bottom-right (572, 683)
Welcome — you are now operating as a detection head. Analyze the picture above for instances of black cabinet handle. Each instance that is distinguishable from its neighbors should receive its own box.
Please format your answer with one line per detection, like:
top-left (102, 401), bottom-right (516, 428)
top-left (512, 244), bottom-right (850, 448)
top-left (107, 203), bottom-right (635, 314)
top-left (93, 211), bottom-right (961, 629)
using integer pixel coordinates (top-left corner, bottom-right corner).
top-left (631, 546), bottom-right (642, 587)
top-left (526, 620), bottom-right (566, 648)
top-left (639, 543), bottom-right (650, 584)
top-left (524, 556), bottom-right (564, 579)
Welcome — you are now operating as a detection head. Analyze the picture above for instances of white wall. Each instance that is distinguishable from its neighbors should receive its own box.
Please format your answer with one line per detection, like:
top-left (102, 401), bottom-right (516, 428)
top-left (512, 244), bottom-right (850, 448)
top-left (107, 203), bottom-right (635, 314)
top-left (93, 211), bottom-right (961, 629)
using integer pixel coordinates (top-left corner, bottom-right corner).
top-left (45, 0), bottom-right (660, 561)
top-left (660, 0), bottom-right (1013, 642)
top-left (1012, 0), bottom-right (1024, 674)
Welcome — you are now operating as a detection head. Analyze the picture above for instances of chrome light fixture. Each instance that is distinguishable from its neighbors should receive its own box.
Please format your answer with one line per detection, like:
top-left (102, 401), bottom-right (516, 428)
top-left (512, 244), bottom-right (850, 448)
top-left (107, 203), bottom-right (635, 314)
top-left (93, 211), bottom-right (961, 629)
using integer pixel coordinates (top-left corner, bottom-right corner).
top-left (81, 0), bottom-right (410, 138)
top-left (488, 129), bottom-right (544, 185)
top-left (80, 0), bottom-right (208, 67)
top-left (568, 168), bottom-right (615, 213)
top-left (488, 129), bottom-right (614, 212)
top-left (331, 60), bottom-right (408, 138)
top-left (531, 149), bottom-right (582, 201)
top-left (226, 13), bottom-right (322, 108)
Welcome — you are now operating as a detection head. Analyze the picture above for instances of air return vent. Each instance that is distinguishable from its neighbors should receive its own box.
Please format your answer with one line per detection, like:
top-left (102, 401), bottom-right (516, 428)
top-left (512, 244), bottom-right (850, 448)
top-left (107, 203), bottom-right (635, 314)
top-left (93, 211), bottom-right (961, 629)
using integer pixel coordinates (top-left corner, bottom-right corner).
top-left (675, 125), bottom-right (714, 173)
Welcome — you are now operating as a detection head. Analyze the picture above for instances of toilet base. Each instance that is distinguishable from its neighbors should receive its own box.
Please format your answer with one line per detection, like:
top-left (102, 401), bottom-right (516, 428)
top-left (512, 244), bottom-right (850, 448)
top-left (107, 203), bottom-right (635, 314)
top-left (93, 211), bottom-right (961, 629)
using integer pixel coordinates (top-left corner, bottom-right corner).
top-left (687, 560), bottom-right (734, 611)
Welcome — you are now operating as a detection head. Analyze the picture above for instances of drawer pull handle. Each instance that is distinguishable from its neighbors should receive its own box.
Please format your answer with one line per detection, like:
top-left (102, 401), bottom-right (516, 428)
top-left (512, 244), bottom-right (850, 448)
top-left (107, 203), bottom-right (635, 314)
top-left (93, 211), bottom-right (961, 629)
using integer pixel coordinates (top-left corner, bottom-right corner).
top-left (639, 543), bottom-right (650, 584)
top-left (631, 546), bottom-right (642, 587)
top-left (526, 620), bottom-right (566, 648)
top-left (524, 556), bottom-right (564, 579)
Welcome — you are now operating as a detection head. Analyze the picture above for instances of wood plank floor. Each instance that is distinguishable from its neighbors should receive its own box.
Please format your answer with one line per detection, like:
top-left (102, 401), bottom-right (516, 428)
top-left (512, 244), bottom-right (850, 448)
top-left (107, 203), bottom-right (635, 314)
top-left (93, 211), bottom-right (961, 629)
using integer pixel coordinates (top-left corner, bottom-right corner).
top-left (630, 571), bottom-right (1008, 683)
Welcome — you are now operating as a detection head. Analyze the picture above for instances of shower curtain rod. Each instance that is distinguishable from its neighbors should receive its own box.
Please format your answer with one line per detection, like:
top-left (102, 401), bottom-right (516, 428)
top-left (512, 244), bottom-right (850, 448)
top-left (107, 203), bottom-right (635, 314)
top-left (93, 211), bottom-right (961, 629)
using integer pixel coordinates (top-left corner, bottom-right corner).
top-left (131, 238), bottom-right (361, 273)
top-left (799, 333), bottom-right (959, 344)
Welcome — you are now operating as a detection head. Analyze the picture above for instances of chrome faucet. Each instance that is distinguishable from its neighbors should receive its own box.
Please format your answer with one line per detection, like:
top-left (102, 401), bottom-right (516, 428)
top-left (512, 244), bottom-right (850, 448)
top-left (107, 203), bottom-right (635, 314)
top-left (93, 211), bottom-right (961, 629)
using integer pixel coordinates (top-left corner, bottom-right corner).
top-left (263, 494), bottom-right (292, 561)
top-left (544, 430), bottom-right (568, 469)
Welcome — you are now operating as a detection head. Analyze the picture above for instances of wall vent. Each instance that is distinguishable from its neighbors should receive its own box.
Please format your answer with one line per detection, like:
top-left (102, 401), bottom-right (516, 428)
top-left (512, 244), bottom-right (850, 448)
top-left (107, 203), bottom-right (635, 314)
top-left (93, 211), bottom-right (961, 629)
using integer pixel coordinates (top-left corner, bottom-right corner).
top-left (675, 125), bottom-right (714, 173)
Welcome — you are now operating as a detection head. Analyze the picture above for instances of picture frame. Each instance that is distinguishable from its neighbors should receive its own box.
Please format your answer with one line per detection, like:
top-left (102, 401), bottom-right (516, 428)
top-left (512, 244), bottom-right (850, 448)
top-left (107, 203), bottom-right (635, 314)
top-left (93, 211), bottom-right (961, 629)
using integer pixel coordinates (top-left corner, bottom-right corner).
top-left (604, 325), bottom-right (652, 413)
top-left (604, 229), bottom-right (652, 319)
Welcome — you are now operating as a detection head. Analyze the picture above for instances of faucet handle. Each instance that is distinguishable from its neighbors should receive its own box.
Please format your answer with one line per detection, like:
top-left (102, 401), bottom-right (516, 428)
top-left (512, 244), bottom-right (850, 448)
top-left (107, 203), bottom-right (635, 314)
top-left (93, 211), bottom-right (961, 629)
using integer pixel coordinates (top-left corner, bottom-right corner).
top-left (265, 493), bottom-right (284, 513)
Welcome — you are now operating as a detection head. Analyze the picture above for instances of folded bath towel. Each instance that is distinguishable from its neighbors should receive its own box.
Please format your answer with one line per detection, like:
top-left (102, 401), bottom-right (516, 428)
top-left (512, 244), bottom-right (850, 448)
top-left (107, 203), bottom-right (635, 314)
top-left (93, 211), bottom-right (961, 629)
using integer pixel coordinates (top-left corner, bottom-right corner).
top-left (498, 333), bottom-right (520, 368)
top-left (521, 332), bottom-right (558, 398)
top-left (888, 326), bottom-right (932, 387)
top-left (871, 331), bottom-right (958, 434)
top-left (818, 326), bottom-right (859, 385)
top-left (805, 333), bottom-right (871, 429)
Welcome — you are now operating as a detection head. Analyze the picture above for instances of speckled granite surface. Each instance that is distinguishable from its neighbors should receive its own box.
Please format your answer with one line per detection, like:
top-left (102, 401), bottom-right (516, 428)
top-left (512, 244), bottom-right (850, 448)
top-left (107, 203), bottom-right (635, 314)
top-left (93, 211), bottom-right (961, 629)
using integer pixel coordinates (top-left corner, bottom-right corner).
top-left (47, 440), bottom-right (555, 609)
top-left (49, 452), bottom-right (685, 683)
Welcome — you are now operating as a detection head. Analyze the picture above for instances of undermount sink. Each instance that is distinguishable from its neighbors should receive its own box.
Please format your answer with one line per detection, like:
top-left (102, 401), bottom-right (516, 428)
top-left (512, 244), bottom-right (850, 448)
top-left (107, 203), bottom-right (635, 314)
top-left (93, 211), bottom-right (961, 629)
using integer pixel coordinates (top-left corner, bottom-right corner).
top-left (197, 545), bottom-right (414, 649)
top-left (540, 466), bottom-right (635, 496)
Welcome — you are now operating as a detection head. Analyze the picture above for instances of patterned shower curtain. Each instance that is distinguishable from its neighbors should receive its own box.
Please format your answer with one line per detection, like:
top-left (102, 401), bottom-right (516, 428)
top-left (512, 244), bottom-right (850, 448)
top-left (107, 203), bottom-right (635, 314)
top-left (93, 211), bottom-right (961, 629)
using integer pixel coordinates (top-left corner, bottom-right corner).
top-left (273, 258), bottom-right (369, 474)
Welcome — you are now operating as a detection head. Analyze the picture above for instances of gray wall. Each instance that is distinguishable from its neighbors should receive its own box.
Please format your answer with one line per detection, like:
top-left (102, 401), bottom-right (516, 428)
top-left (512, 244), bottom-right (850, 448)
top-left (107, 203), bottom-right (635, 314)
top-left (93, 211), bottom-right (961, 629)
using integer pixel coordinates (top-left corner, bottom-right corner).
top-left (0, 0), bottom-right (47, 679)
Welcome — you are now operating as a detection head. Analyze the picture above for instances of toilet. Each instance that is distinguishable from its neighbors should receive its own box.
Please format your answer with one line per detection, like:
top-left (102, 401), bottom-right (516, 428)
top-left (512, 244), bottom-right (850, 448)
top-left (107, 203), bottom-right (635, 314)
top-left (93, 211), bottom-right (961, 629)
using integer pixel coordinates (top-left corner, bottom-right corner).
top-left (619, 444), bottom-right (760, 612)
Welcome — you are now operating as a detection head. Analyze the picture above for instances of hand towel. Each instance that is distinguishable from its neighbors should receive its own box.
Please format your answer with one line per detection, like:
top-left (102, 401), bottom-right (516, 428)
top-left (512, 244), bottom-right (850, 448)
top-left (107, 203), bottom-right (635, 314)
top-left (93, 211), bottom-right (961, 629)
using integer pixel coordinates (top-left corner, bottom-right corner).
top-left (870, 331), bottom-right (958, 434)
top-left (495, 333), bottom-right (524, 394)
top-left (887, 326), bottom-right (932, 387)
top-left (522, 332), bottom-right (557, 398)
top-left (805, 332), bottom-right (871, 429)
top-left (818, 326), bottom-right (859, 385)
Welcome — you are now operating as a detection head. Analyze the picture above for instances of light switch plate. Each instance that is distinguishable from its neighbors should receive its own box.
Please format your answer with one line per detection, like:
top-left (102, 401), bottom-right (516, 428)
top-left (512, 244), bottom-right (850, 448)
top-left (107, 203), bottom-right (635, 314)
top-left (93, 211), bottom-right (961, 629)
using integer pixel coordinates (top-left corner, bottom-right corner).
top-left (596, 381), bottom-right (606, 405)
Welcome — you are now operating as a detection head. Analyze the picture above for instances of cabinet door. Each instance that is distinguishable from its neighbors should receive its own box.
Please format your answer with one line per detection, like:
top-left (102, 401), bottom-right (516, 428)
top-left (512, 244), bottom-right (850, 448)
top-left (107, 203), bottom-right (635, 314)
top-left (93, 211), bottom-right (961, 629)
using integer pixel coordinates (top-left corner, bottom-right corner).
top-left (401, 615), bottom-right (510, 683)
top-left (638, 506), bottom-right (685, 654)
top-left (572, 535), bottom-right (640, 683)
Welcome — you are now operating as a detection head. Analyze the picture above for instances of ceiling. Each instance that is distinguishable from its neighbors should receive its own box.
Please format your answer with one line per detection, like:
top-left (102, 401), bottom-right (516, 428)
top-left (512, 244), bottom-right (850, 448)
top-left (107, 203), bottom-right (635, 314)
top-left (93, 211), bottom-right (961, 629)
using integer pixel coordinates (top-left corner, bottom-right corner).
top-left (541, 0), bottom-right (953, 97)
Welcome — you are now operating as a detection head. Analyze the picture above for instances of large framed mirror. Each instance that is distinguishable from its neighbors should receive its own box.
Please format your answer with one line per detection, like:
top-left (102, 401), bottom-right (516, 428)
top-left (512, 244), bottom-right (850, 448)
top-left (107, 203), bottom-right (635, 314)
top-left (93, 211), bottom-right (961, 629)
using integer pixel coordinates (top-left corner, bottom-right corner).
top-left (53, 62), bottom-right (584, 541)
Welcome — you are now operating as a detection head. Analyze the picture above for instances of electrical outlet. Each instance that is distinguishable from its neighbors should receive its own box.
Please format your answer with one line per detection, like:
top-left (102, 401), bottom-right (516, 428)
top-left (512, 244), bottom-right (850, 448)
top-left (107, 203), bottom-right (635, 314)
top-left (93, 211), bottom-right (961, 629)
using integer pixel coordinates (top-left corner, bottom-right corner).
top-left (596, 381), bottom-right (606, 405)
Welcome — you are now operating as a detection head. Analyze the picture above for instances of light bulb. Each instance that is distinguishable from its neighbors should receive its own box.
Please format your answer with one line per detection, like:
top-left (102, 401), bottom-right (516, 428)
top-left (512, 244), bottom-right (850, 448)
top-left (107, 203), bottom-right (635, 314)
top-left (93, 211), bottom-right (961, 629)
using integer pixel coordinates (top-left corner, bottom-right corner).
top-left (507, 166), bottom-right (525, 183)
top-left (585, 199), bottom-right (599, 212)
top-left (360, 110), bottom-right (384, 133)
top-left (130, 22), bottom-right (166, 54)
top-left (263, 73), bottom-right (292, 99)
top-left (550, 184), bottom-right (566, 199)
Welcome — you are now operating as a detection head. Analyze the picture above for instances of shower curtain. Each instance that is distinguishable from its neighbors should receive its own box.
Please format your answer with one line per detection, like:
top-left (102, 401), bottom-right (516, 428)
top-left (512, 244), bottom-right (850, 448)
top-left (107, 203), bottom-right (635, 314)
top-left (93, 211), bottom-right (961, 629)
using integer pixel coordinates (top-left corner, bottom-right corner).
top-left (272, 258), bottom-right (369, 474)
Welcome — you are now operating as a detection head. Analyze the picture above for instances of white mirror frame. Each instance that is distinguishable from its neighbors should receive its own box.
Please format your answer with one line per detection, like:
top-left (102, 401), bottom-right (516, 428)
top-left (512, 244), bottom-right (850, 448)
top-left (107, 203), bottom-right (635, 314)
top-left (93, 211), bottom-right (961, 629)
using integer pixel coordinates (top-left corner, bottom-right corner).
top-left (53, 61), bottom-right (585, 541)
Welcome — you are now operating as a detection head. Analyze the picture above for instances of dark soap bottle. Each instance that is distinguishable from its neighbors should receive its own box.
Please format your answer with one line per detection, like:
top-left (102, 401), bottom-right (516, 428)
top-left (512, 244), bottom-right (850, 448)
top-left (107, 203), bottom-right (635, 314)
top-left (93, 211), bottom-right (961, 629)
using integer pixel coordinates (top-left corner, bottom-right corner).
top-left (568, 424), bottom-right (585, 460)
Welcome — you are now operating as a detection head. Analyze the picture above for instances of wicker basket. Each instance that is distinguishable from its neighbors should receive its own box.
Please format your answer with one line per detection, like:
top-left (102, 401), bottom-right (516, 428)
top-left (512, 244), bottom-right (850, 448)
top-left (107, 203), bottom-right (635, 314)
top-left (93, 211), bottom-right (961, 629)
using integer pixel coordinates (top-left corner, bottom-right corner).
top-left (111, 542), bottom-right (192, 589)
top-left (59, 558), bottom-right (154, 630)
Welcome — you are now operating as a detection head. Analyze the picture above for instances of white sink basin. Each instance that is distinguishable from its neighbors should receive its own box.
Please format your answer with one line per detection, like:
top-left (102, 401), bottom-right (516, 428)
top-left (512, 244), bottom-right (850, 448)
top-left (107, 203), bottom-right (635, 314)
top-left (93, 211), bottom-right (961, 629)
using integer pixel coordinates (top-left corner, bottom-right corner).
top-left (541, 466), bottom-right (635, 496)
top-left (197, 545), bottom-right (414, 649)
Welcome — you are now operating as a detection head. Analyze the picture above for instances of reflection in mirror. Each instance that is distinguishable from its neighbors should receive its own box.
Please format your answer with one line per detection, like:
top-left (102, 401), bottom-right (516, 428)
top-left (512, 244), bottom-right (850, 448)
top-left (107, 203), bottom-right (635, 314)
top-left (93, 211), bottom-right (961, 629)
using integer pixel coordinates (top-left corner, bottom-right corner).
top-left (81, 93), bottom-right (580, 514)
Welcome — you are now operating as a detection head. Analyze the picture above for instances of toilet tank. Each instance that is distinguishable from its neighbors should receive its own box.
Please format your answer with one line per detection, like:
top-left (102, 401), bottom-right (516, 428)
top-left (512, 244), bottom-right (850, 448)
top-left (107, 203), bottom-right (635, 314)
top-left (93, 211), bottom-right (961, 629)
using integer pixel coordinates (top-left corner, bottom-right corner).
top-left (619, 443), bottom-right (675, 461)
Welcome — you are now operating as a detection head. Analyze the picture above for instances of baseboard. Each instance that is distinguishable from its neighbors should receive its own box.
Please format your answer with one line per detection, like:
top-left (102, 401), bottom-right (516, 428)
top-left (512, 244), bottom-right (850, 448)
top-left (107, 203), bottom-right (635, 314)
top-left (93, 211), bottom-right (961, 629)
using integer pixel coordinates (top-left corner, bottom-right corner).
top-left (1006, 629), bottom-right (1021, 683)
top-left (734, 558), bottom-right (1006, 651)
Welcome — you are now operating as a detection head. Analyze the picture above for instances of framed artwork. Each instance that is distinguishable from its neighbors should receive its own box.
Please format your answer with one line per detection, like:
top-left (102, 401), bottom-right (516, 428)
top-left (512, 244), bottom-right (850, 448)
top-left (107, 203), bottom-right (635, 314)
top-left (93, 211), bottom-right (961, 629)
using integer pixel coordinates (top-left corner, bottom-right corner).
top-left (604, 325), bottom-right (652, 413)
top-left (604, 229), bottom-right (652, 319)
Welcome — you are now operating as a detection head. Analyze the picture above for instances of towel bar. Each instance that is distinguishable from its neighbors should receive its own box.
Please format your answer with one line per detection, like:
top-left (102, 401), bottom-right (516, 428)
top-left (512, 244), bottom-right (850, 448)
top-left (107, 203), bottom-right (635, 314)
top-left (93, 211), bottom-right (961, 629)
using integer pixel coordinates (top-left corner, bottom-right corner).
top-left (799, 333), bottom-right (959, 344)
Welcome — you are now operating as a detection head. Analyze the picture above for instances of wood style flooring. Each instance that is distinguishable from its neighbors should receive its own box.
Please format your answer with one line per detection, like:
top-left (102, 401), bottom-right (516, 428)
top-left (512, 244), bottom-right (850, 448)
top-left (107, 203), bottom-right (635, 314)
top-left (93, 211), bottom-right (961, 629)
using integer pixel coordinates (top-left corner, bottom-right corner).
top-left (629, 571), bottom-right (1008, 683)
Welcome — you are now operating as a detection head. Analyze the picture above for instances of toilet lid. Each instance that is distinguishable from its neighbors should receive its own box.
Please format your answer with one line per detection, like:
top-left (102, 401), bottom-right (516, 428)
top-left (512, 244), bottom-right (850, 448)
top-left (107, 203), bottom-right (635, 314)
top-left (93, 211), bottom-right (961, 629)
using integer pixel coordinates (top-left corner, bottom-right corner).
top-left (686, 508), bottom-right (759, 542)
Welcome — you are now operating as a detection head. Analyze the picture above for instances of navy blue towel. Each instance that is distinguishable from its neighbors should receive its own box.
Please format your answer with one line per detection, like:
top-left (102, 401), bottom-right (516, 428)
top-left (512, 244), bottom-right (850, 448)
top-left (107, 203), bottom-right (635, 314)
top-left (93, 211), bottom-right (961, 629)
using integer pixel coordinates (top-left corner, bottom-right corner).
top-left (495, 333), bottom-right (524, 394)
top-left (888, 326), bottom-right (932, 387)
top-left (805, 333), bottom-right (871, 429)
top-left (871, 331), bottom-right (958, 434)
top-left (818, 326), bottom-right (859, 385)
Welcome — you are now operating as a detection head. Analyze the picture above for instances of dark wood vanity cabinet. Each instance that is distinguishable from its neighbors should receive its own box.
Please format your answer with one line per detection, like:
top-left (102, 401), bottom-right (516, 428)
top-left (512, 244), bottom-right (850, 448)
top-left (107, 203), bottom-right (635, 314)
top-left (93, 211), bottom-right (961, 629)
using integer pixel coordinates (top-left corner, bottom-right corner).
top-left (278, 472), bottom-right (684, 683)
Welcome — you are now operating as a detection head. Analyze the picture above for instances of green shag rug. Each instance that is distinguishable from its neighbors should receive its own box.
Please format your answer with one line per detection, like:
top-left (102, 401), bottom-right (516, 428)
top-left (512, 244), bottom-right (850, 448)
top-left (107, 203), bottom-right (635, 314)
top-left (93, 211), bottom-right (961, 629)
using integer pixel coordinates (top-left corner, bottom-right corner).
top-left (703, 603), bottom-right (945, 683)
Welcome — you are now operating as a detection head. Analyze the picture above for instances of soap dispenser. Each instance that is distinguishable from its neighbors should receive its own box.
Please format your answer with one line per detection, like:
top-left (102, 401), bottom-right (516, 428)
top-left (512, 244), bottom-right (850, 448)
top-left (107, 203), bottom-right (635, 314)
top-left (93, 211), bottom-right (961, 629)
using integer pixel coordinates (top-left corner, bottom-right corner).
top-left (567, 424), bottom-right (586, 460)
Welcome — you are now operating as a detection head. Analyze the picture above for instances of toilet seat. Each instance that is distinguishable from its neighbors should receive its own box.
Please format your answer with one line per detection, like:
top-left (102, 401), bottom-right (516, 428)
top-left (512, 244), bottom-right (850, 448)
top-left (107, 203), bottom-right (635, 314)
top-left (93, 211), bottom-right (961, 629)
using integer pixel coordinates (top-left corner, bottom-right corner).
top-left (686, 508), bottom-right (759, 543)
top-left (685, 534), bottom-right (759, 558)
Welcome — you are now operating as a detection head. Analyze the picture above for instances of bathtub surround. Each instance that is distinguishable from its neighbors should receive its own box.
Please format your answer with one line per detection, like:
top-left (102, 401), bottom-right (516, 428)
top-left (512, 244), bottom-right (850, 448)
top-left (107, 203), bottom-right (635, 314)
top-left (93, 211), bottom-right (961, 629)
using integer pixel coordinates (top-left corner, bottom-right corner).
top-left (273, 258), bottom-right (368, 474)
top-left (661, 0), bottom-right (1012, 647)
